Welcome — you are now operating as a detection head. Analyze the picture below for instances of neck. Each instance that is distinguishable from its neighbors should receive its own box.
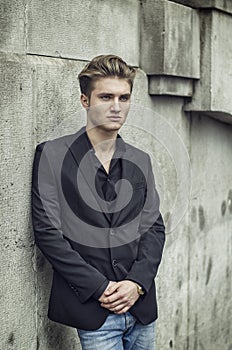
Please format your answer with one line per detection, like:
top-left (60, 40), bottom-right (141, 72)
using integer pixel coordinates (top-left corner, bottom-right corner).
top-left (86, 126), bottom-right (118, 154)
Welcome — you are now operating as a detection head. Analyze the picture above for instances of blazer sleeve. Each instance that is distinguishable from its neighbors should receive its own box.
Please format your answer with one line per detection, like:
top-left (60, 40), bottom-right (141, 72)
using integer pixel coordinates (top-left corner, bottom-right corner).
top-left (126, 155), bottom-right (165, 293)
top-left (31, 143), bottom-right (108, 303)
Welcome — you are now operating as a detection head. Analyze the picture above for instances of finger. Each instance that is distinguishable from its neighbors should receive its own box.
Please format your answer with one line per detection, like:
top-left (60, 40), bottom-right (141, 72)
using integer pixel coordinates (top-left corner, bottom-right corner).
top-left (101, 299), bottom-right (126, 309)
top-left (101, 302), bottom-right (124, 311)
top-left (101, 296), bottom-right (129, 308)
top-left (101, 296), bottom-right (134, 311)
top-left (110, 303), bottom-right (128, 313)
top-left (101, 294), bottom-right (134, 308)
top-left (101, 289), bottom-right (125, 304)
top-left (114, 305), bottom-right (131, 314)
top-left (104, 283), bottom-right (119, 296)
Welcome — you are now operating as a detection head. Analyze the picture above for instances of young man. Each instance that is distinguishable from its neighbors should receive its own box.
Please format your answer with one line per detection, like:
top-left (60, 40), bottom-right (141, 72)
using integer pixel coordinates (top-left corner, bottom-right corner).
top-left (32, 55), bottom-right (165, 350)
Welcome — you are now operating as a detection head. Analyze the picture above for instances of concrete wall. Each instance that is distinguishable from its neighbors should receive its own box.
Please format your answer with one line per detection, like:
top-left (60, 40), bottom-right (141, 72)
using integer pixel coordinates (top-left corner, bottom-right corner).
top-left (1, 1), bottom-right (232, 349)
top-left (188, 114), bottom-right (232, 350)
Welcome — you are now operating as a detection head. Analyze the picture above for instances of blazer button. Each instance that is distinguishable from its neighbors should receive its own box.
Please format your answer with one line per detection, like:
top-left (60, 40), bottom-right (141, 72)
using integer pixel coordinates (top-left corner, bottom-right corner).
top-left (112, 260), bottom-right (118, 267)
top-left (110, 229), bottom-right (115, 235)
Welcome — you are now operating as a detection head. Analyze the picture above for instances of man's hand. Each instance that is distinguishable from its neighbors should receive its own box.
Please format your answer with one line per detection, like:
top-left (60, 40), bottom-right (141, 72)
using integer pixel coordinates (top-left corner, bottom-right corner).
top-left (98, 281), bottom-right (117, 303)
top-left (99, 280), bottom-right (140, 314)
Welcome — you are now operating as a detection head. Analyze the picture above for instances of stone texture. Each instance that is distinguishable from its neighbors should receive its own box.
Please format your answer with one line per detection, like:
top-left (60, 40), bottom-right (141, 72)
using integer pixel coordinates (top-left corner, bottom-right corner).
top-left (0, 53), bottom-right (36, 349)
top-left (170, 0), bottom-right (232, 14)
top-left (156, 227), bottom-right (189, 350)
top-left (0, 0), bottom-right (26, 53)
top-left (31, 55), bottom-right (85, 144)
top-left (27, 0), bottom-right (139, 66)
top-left (140, 0), bottom-right (200, 78)
top-left (188, 114), bottom-right (232, 350)
top-left (185, 10), bottom-right (232, 123)
top-left (149, 76), bottom-right (193, 97)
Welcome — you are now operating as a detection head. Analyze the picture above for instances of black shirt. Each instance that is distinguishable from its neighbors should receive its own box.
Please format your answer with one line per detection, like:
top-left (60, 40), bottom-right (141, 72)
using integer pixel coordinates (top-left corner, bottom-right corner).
top-left (84, 132), bottom-right (126, 220)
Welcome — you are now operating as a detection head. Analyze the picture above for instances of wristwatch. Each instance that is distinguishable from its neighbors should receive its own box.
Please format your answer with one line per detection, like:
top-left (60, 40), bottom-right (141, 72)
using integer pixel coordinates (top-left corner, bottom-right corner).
top-left (134, 283), bottom-right (145, 296)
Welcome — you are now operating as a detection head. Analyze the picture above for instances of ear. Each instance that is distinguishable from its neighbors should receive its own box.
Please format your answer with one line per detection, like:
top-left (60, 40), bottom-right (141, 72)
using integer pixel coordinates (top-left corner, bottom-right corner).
top-left (80, 94), bottom-right (89, 109)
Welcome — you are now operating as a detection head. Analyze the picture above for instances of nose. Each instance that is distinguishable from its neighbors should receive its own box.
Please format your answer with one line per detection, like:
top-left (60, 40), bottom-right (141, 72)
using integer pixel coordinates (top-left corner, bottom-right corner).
top-left (110, 98), bottom-right (121, 113)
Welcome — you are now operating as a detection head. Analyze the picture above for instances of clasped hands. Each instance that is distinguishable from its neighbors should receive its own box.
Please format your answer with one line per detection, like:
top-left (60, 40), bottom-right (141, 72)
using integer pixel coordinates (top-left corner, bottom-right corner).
top-left (98, 280), bottom-right (140, 314)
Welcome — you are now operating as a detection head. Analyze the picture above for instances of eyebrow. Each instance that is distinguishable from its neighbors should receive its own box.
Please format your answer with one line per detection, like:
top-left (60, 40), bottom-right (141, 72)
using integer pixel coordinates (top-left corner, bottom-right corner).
top-left (97, 93), bottom-right (131, 97)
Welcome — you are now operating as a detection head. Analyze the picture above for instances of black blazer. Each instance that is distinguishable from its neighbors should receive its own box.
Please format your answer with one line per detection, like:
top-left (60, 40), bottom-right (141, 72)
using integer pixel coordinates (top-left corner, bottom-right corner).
top-left (31, 127), bottom-right (165, 330)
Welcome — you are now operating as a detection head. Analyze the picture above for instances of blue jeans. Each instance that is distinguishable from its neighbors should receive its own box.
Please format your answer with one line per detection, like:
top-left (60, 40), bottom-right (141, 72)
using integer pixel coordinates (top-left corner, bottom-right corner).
top-left (77, 312), bottom-right (156, 350)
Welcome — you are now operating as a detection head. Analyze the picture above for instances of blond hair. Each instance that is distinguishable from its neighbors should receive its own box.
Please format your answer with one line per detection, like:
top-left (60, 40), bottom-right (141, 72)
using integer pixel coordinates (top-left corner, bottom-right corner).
top-left (78, 55), bottom-right (136, 97)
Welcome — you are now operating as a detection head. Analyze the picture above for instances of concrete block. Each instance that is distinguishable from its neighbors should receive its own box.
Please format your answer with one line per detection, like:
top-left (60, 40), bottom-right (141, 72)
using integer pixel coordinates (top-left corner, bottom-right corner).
top-left (140, 0), bottom-right (200, 78)
top-left (125, 71), bottom-right (191, 219)
top-left (156, 227), bottom-right (189, 349)
top-left (149, 76), bottom-right (193, 97)
top-left (169, 0), bottom-right (232, 15)
top-left (0, 0), bottom-right (26, 53)
top-left (185, 10), bottom-right (232, 123)
top-left (30, 55), bottom-right (86, 143)
top-left (0, 53), bottom-right (36, 349)
top-left (27, 0), bottom-right (139, 66)
top-left (0, 53), bottom-right (85, 349)
top-left (188, 114), bottom-right (232, 349)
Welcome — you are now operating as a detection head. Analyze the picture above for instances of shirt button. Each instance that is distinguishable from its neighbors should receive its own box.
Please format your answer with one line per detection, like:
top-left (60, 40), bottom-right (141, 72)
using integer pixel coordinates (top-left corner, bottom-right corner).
top-left (112, 260), bottom-right (118, 267)
top-left (110, 229), bottom-right (115, 235)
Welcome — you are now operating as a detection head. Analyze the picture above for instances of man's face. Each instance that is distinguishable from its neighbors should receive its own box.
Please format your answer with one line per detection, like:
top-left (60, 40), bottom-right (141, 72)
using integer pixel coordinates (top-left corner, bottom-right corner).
top-left (82, 77), bottom-right (131, 132)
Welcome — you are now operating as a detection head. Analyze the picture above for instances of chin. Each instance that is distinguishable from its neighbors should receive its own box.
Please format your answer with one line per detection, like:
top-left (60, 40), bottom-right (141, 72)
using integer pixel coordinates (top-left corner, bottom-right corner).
top-left (100, 123), bottom-right (123, 132)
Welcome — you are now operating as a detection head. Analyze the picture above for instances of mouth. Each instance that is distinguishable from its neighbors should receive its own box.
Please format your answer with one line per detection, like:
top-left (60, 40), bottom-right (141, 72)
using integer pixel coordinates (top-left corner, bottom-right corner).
top-left (107, 116), bottom-right (122, 122)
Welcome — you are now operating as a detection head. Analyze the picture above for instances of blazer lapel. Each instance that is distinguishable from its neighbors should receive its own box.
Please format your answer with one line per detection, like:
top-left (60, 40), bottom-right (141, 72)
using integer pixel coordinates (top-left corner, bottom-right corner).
top-left (66, 128), bottom-right (111, 225)
top-left (110, 145), bottom-right (138, 227)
